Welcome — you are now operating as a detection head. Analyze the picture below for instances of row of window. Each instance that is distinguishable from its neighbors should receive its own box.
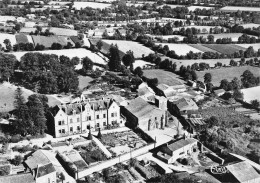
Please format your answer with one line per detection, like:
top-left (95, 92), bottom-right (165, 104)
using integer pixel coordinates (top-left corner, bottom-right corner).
top-left (58, 113), bottom-right (118, 125)
top-left (58, 121), bottom-right (120, 133)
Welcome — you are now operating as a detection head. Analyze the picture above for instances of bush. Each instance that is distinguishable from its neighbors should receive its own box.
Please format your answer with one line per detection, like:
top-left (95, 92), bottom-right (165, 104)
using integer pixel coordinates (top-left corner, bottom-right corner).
top-left (135, 163), bottom-right (152, 179)
top-left (10, 135), bottom-right (21, 143)
top-left (11, 155), bottom-right (23, 166)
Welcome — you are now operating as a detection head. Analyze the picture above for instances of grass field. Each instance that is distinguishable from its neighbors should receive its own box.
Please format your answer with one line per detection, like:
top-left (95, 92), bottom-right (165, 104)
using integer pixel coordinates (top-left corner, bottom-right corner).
top-left (0, 82), bottom-right (60, 112)
top-left (78, 76), bottom-right (93, 90)
top-left (241, 23), bottom-right (260, 29)
top-left (202, 44), bottom-right (246, 54)
top-left (102, 40), bottom-right (154, 58)
top-left (220, 6), bottom-right (260, 12)
top-left (143, 69), bottom-right (184, 86)
top-left (133, 60), bottom-right (155, 69)
top-left (73, 2), bottom-right (111, 10)
top-left (9, 48), bottom-right (108, 68)
top-left (236, 43), bottom-right (260, 51)
top-left (187, 6), bottom-right (214, 11)
top-left (241, 86), bottom-right (260, 103)
top-left (189, 44), bottom-right (219, 53)
top-left (195, 66), bottom-right (260, 86)
top-left (197, 33), bottom-right (251, 42)
top-left (155, 43), bottom-right (203, 55)
top-left (31, 35), bottom-right (74, 48)
top-left (0, 33), bottom-right (17, 49)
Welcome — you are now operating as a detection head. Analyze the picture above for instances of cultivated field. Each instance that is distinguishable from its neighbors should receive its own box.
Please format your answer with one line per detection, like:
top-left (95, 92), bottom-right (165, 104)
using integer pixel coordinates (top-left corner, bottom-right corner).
top-left (143, 69), bottom-right (184, 86)
top-left (102, 40), bottom-right (154, 58)
top-left (154, 43), bottom-right (203, 55)
top-left (220, 6), bottom-right (260, 12)
top-left (202, 44), bottom-right (246, 54)
top-left (31, 35), bottom-right (75, 48)
top-left (197, 33), bottom-right (251, 42)
top-left (241, 86), bottom-right (260, 103)
top-left (9, 48), bottom-right (108, 66)
top-left (73, 2), bottom-right (111, 10)
top-left (195, 66), bottom-right (260, 86)
top-left (189, 44), bottom-right (219, 53)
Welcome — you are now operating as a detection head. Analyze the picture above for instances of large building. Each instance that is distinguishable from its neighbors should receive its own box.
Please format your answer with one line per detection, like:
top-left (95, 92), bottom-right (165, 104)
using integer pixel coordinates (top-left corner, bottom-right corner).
top-left (122, 96), bottom-right (170, 131)
top-left (49, 98), bottom-right (123, 138)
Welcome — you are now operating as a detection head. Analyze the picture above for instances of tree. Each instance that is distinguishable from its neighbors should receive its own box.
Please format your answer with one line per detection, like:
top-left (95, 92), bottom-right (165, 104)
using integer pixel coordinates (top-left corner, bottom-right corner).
top-left (208, 116), bottom-right (219, 127)
top-left (96, 40), bottom-right (103, 51)
top-left (134, 67), bottom-right (143, 77)
top-left (108, 44), bottom-right (121, 71)
top-left (97, 128), bottom-right (102, 139)
top-left (11, 155), bottom-right (23, 166)
top-left (233, 89), bottom-right (244, 100)
top-left (82, 56), bottom-right (94, 71)
top-left (75, 42), bottom-right (81, 48)
top-left (122, 50), bottom-right (135, 69)
top-left (251, 100), bottom-right (260, 109)
top-left (87, 130), bottom-right (92, 140)
top-left (220, 79), bottom-right (229, 91)
top-left (38, 72), bottom-right (58, 94)
top-left (60, 172), bottom-right (65, 183)
top-left (13, 87), bottom-right (25, 116)
top-left (4, 39), bottom-right (12, 52)
top-left (204, 73), bottom-right (212, 83)
top-left (27, 94), bottom-right (47, 135)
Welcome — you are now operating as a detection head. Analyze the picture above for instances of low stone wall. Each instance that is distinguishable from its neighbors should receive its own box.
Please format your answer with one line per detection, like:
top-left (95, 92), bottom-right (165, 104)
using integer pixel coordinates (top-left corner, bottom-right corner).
top-left (77, 143), bottom-right (155, 179)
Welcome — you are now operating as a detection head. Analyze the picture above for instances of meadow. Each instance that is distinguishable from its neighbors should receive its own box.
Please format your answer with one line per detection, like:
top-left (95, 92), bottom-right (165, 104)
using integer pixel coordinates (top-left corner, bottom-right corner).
top-left (102, 40), bottom-right (154, 58)
top-left (154, 43), bottom-right (203, 55)
top-left (73, 2), bottom-right (111, 10)
top-left (220, 6), bottom-right (260, 12)
top-left (143, 69), bottom-right (184, 86)
top-left (195, 66), bottom-right (260, 86)
top-left (241, 86), bottom-right (260, 103)
top-left (202, 44), bottom-right (245, 54)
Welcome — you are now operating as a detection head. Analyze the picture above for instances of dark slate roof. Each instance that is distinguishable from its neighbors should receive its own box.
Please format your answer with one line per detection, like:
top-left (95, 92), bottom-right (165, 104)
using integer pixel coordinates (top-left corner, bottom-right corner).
top-left (70, 36), bottom-right (82, 44)
top-left (0, 173), bottom-right (35, 183)
top-left (36, 163), bottom-right (56, 178)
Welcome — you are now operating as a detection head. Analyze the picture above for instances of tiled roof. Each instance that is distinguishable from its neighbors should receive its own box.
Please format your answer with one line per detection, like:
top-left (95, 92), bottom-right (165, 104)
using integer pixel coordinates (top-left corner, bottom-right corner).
top-left (167, 138), bottom-right (197, 152)
top-left (157, 83), bottom-right (169, 91)
top-left (125, 97), bottom-right (162, 119)
top-left (0, 173), bottom-right (35, 183)
top-left (226, 161), bottom-right (260, 183)
top-left (173, 98), bottom-right (198, 111)
top-left (36, 163), bottom-right (56, 178)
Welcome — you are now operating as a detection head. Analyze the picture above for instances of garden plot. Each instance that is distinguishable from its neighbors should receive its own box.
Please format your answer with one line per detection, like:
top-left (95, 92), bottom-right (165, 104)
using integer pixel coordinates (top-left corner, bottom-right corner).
top-left (220, 6), bottom-right (260, 12)
top-left (236, 43), bottom-right (260, 51)
top-left (102, 40), bottom-right (154, 58)
top-left (100, 131), bottom-right (147, 156)
top-left (202, 44), bottom-right (246, 54)
top-left (154, 43), bottom-right (203, 55)
top-left (0, 33), bottom-right (17, 48)
top-left (241, 86), bottom-right (260, 103)
top-left (73, 2), bottom-right (111, 10)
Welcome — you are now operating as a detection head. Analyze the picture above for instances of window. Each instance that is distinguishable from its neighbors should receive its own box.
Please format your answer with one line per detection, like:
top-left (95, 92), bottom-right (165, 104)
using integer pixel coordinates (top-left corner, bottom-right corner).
top-left (70, 127), bottom-right (73, 132)
top-left (97, 123), bottom-right (100, 127)
top-left (88, 116), bottom-right (91, 120)
top-left (77, 126), bottom-right (80, 131)
top-left (58, 121), bottom-right (61, 125)
top-left (111, 113), bottom-right (114, 117)
top-left (96, 115), bottom-right (99, 119)
top-left (114, 112), bottom-right (117, 117)
top-left (70, 119), bottom-right (73, 123)
top-left (59, 130), bottom-right (62, 133)
top-left (103, 114), bottom-right (106, 118)
top-left (77, 118), bottom-right (80, 122)
top-left (62, 129), bottom-right (65, 133)
top-left (103, 122), bottom-right (106, 126)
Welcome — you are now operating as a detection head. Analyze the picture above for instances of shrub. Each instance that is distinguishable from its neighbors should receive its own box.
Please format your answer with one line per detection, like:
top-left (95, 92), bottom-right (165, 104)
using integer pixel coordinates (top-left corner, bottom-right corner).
top-left (10, 135), bottom-right (21, 143)
top-left (135, 163), bottom-right (152, 179)
top-left (11, 155), bottom-right (23, 166)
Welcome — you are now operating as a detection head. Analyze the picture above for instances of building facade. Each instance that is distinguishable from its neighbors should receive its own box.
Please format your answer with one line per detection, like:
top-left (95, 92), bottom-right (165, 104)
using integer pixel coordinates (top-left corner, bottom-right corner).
top-left (50, 99), bottom-right (123, 138)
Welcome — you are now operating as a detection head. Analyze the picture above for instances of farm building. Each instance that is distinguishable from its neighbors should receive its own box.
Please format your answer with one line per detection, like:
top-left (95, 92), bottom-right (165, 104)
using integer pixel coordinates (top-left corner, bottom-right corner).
top-left (168, 98), bottom-right (199, 116)
top-left (209, 161), bottom-right (260, 183)
top-left (155, 83), bottom-right (186, 98)
top-left (185, 118), bottom-right (206, 135)
top-left (25, 150), bottom-right (75, 183)
top-left (122, 97), bottom-right (169, 131)
top-left (156, 138), bottom-right (198, 164)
